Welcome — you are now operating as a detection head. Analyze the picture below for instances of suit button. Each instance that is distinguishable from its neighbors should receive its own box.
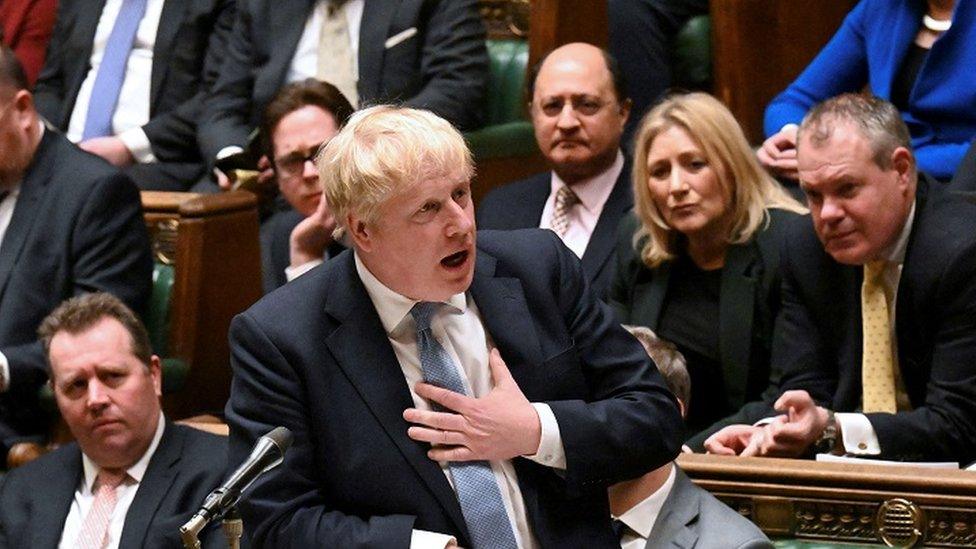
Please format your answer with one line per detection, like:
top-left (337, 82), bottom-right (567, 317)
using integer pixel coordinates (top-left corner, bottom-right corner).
top-left (858, 442), bottom-right (867, 450)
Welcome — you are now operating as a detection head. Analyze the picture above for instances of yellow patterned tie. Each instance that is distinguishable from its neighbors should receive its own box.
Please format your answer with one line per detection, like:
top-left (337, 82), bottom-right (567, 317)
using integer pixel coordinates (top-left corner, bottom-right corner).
top-left (316, 0), bottom-right (358, 106)
top-left (861, 260), bottom-right (897, 413)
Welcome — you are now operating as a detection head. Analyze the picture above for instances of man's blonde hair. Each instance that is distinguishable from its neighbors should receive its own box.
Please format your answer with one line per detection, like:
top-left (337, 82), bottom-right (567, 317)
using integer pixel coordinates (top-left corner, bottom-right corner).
top-left (318, 105), bottom-right (474, 237)
top-left (631, 93), bottom-right (806, 268)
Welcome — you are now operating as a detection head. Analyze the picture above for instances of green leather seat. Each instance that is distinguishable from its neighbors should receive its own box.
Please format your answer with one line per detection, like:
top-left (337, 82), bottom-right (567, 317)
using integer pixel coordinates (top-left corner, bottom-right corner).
top-left (464, 39), bottom-right (536, 160)
top-left (673, 15), bottom-right (712, 90)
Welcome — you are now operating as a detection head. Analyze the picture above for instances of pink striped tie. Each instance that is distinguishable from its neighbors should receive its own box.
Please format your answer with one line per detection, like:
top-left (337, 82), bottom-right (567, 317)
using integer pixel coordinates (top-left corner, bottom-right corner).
top-left (75, 469), bottom-right (128, 549)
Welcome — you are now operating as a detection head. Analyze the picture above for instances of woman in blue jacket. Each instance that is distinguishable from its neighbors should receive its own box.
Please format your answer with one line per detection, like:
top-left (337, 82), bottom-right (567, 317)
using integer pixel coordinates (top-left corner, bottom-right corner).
top-left (759, 0), bottom-right (974, 181)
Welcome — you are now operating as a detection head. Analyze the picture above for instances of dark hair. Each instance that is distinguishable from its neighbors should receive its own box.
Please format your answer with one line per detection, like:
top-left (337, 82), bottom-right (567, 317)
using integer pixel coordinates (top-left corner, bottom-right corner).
top-left (526, 46), bottom-right (628, 105)
top-left (261, 78), bottom-right (355, 159)
top-left (38, 293), bottom-right (153, 369)
top-left (0, 45), bottom-right (29, 93)
top-left (799, 93), bottom-right (913, 171)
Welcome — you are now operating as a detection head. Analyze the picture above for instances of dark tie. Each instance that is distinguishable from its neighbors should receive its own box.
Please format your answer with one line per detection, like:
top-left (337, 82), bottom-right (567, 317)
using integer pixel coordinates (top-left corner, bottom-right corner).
top-left (81, 0), bottom-right (149, 139)
top-left (612, 518), bottom-right (629, 542)
top-left (410, 302), bottom-right (519, 549)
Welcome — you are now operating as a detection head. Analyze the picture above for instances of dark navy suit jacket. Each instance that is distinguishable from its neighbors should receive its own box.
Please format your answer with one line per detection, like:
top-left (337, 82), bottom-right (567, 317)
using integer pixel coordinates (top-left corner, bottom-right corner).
top-left (225, 229), bottom-right (682, 547)
top-left (476, 160), bottom-right (633, 300)
top-left (0, 423), bottom-right (228, 548)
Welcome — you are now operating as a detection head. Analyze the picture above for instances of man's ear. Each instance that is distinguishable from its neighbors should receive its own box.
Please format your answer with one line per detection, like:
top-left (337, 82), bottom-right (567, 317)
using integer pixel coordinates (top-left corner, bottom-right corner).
top-left (346, 213), bottom-right (372, 252)
top-left (618, 98), bottom-right (633, 126)
top-left (13, 89), bottom-right (35, 130)
top-left (890, 146), bottom-right (915, 196)
top-left (149, 355), bottom-right (162, 397)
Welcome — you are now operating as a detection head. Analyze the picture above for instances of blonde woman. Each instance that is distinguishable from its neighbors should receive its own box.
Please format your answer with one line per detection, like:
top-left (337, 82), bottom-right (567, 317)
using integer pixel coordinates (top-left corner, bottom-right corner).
top-left (610, 92), bottom-right (807, 445)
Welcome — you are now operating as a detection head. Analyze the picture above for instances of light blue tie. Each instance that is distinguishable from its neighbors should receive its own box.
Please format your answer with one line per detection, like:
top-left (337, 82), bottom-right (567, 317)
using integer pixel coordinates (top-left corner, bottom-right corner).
top-left (410, 302), bottom-right (519, 549)
top-left (81, 0), bottom-right (149, 139)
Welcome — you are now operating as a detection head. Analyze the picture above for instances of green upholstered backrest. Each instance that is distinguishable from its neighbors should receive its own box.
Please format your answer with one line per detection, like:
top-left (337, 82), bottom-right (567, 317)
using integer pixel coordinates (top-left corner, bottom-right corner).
top-left (673, 15), bottom-right (712, 90)
top-left (485, 38), bottom-right (530, 125)
top-left (145, 263), bottom-right (174, 357)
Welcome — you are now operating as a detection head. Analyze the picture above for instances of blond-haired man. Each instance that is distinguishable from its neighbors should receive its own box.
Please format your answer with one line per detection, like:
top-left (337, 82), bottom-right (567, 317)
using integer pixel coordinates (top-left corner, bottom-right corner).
top-left (225, 106), bottom-right (682, 548)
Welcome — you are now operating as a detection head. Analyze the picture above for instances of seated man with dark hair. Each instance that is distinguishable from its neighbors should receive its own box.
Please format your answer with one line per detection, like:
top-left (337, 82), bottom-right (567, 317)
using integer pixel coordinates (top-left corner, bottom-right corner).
top-left (615, 326), bottom-right (773, 549)
top-left (0, 46), bottom-right (152, 454)
top-left (0, 293), bottom-right (227, 548)
top-left (704, 94), bottom-right (976, 464)
top-left (258, 78), bottom-right (354, 293)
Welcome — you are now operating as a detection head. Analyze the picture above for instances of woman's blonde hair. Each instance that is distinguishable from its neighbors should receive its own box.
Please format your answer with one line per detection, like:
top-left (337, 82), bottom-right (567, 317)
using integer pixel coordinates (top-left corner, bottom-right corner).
top-left (631, 92), bottom-right (806, 268)
top-left (318, 105), bottom-right (474, 237)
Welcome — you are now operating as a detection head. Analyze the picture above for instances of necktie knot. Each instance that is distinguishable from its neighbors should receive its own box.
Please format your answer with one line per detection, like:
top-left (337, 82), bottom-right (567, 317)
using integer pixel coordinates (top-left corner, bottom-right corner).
top-left (612, 518), bottom-right (630, 541)
top-left (410, 301), bottom-right (439, 332)
top-left (551, 186), bottom-right (580, 236)
top-left (555, 185), bottom-right (580, 209)
top-left (95, 469), bottom-right (128, 492)
top-left (864, 260), bottom-right (887, 283)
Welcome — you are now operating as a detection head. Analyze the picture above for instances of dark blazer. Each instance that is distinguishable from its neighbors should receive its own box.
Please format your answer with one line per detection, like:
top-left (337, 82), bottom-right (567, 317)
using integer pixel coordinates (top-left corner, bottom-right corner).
top-left (0, 422), bottom-right (228, 548)
top-left (0, 130), bottom-right (152, 445)
top-left (198, 0), bottom-right (489, 162)
top-left (949, 139), bottom-right (976, 191)
top-left (259, 209), bottom-right (346, 294)
top-left (476, 160), bottom-right (634, 300)
top-left (225, 228), bottom-right (683, 547)
top-left (644, 467), bottom-right (772, 549)
top-left (609, 209), bottom-right (801, 448)
top-left (725, 176), bottom-right (976, 462)
top-left (0, 0), bottom-right (57, 86)
top-left (33, 0), bottom-right (235, 190)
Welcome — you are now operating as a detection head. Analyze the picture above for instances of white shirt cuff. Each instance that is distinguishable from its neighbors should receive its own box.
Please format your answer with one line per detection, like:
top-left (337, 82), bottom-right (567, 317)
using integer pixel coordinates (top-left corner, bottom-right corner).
top-left (216, 145), bottom-right (245, 161)
top-left (284, 259), bottom-right (324, 282)
top-left (0, 349), bottom-right (8, 392)
top-left (836, 412), bottom-right (881, 455)
top-left (524, 403), bottom-right (566, 469)
top-left (117, 127), bottom-right (157, 164)
top-left (410, 529), bottom-right (456, 549)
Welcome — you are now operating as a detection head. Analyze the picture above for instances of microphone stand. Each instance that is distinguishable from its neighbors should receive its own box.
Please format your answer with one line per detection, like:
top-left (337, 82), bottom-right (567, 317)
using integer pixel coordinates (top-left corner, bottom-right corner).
top-left (179, 514), bottom-right (205, 549)
top-left (222, 506), bottom-right (244, 549)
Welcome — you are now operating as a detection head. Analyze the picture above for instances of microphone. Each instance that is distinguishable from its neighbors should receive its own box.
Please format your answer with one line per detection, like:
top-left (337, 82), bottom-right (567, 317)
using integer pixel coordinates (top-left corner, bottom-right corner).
top-left (182, 426), bottom-right (293, 539)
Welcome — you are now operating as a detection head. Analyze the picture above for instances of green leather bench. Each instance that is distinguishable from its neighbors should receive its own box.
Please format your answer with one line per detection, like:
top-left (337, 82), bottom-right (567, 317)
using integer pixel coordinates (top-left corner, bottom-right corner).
top-left (465, 38), bottom-right (536, 161)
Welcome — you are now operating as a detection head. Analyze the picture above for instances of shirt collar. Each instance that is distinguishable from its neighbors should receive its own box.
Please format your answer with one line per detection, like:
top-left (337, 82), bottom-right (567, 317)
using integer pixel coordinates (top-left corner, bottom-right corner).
top-left (354, 252), bottom-right (467, 336)
top-left (550, 150), bottom-right (624, 214)
top-left (881, 199), bottom-right (916, 265)
top-left (614, 464), bottom-right (677, 539)
top-left (81, 413), bottom-right (166, 493)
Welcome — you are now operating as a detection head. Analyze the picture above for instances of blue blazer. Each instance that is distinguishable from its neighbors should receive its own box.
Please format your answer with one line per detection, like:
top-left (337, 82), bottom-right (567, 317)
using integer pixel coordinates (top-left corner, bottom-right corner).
top-left (225, 229), bottom-right (682, 547)
top-left (764, 0), bottom-right (976, 180)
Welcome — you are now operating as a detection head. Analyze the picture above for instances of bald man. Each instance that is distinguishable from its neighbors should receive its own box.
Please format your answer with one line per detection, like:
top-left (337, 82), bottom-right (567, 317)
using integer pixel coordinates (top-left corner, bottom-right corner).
top-left (477, 43), bottom-right (633, 299)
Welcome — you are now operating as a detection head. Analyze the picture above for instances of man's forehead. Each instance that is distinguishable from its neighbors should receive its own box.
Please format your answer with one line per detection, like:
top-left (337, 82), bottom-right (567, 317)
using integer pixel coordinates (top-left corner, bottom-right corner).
top-left (798, 129), bottom-right (871, 182)
top-left (535, 53), bottom-right (613, 97)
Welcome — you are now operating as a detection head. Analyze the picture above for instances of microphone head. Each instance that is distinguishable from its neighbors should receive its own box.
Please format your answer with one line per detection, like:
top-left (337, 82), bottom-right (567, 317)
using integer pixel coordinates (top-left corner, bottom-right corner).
top-left (264, 426), bottom-right (293, 455)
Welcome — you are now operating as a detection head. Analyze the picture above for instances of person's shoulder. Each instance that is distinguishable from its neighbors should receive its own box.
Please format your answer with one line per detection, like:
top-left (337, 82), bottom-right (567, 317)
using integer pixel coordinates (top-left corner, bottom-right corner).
top-left (243, 248), bottom-right (353, 323)
top-left (1, 442), bottom-right (80, 490)
top-left (477, 227), bottom-right (563, 258)
top-left (691, 480), bottom-right (772, 548)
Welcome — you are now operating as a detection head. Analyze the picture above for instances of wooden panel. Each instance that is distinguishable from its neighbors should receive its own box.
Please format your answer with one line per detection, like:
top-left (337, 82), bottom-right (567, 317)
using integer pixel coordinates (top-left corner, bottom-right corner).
top-left (710, 0), bottom-right (857, 144)
top-left (142, 191), bottom-right (262, 419)
top-left (528, 0), bottom-right (607, 68)
top-left (678, 453), bottom-right (976, 547)
top-left (473, 152), bottom-right (548, 207)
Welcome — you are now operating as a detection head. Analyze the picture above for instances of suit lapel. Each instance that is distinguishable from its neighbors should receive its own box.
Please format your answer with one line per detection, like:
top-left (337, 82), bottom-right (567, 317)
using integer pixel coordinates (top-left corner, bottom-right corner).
top-left (357, 0), bottom-right (399, 101)
top-left (31, 446), bottom-right (83, 548)
top-left (468, 250), bottom-right (545, 397)
top-left (323, 255), bottom-right (469, 540)
top-left (630, 261), bottom-right (670, 329)
top-left (0, 131), bottom-right (56, 303)
top-left (645, 468), bottom-right (700, 549)
top-left (118, 422), bottom-right (182, 547)
top-left (150, 0), bottom-right (187, 111)
top-left (267, 0), bottom-right (318, 88)
top-left (718, 242), bottom-right (759, 409)
top-left (580, 160), bottom-right (633, 283)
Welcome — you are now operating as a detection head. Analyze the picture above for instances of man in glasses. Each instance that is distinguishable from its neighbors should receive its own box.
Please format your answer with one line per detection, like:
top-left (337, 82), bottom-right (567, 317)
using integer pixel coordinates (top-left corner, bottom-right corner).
top-left (259, 78), bottom-right (354, 293)
top-left (478, 43), bottom-right (633, 299)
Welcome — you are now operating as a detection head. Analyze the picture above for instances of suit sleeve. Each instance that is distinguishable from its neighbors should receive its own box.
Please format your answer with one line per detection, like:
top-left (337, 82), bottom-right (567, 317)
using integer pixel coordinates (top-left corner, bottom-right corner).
top-left (31, 0), bottom-right (74, 123)
top-left (4, 172), bottom-right (153, 388)
top-left (197, 6), bottom-right (261, 162)
top-left (541, 232), bottom-right (683, 491)
top-left (763, 0), bottom-right (869, 136)
top-left (140, 0), bottom-right (236, 162)
top-left (225, 312), bottom-right (415, 548)
top-left (867, 240), bottom-right (976, 462)
top-left (400, 0), bottom-right (488, 131)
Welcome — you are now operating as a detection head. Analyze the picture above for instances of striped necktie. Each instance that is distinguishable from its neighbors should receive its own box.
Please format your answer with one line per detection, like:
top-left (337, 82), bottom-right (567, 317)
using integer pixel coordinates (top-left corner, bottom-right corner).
top-left (75, 469), bottom-right (129, 549)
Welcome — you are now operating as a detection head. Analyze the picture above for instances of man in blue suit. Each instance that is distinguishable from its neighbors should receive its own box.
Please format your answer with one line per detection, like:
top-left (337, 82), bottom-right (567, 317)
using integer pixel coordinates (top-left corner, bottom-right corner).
top-left (225, 105), bottom-right (683, 548)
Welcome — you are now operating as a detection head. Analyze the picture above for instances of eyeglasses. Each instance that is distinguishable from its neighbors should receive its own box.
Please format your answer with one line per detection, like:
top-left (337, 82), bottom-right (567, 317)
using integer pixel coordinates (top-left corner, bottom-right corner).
top-left (273, 140), bottom-right (328, 177)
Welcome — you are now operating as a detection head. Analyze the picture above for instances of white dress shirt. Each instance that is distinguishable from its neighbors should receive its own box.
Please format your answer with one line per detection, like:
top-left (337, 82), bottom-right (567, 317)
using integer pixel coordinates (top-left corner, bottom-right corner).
top-left (286, 0), bottom-right (364, 86)
top-left (539, 151), bottom-right (624, 258)
top-left (835, 200), bottom-right (917, 456)
top-left (58, 414), bottom-right (166, 549)
top-left (614, 464), bottom-right (677, 549)
top-left (355, 253), bottom-right (566, 549)
top-left (65, 0), bottom-right (166, 163)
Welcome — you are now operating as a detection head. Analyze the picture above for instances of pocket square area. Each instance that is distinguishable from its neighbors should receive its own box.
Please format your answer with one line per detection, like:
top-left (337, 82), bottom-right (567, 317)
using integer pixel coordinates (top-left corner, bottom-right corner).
top-left (385, 27), bottom-right (418, 49)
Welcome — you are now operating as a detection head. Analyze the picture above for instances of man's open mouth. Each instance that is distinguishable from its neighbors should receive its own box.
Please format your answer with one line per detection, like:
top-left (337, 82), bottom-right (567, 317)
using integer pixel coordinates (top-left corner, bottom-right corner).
top-left (441, 250), bottom-right (469, 268)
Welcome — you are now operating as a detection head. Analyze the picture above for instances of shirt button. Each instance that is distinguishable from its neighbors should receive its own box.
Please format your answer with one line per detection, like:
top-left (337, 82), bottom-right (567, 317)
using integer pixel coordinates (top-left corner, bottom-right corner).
top-left (858, 442), bottom-right (867, 450)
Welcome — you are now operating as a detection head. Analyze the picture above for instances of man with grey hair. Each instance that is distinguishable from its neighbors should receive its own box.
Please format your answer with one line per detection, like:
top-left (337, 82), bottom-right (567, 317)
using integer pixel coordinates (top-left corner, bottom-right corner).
top-left (226, 105), bottom-right (682, 548)
top-left (703, 94), bottom-right (976, 464)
